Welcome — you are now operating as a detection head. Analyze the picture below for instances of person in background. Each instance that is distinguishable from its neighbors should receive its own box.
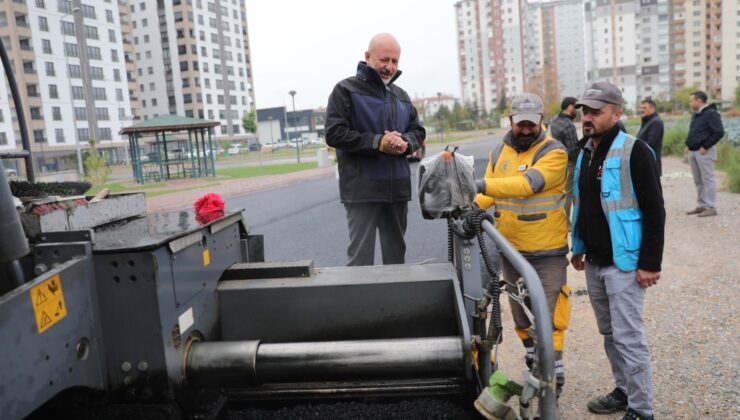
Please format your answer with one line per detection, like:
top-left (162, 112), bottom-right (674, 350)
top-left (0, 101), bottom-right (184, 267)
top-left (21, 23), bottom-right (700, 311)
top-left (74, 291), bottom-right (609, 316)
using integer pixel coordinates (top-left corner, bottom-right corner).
top-left (325, 33), bottom-right (425, 266)
top-left (685, 91), bottom-right (725, 217)
top-left (549, 96), bottom-right (580, 227)
top-left (637, 98), bottom-right (664, 176)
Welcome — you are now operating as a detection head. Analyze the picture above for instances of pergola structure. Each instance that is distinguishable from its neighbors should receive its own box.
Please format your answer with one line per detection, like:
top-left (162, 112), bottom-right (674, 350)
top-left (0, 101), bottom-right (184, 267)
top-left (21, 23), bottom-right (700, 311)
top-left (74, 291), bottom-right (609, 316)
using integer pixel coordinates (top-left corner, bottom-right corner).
top-left (120, 115), bottom-right (220, 184)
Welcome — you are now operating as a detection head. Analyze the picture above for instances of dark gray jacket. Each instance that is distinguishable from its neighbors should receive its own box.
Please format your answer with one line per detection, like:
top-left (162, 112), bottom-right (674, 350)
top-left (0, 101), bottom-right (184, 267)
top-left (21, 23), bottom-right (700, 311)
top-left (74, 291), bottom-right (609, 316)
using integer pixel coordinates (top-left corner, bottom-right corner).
top-left (637, 113), bottom-right (664, 175)
top-left (685, 104), bottom-right (725, 151)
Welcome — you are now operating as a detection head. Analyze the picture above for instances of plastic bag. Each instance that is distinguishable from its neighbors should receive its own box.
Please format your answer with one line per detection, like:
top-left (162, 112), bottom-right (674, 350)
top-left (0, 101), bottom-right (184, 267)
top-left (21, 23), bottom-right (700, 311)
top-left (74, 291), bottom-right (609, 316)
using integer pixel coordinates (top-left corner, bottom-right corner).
top-left (418, 147), bottom-right (476, 219)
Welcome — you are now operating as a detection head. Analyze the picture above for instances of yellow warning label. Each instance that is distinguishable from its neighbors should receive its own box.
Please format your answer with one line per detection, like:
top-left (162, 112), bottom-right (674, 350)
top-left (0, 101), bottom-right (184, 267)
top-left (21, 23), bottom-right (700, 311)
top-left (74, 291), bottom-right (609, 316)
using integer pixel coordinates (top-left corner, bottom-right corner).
top-left (202, 249), bottom-right (210, 267)
top-left (29, 274), bottom-right (68, 334)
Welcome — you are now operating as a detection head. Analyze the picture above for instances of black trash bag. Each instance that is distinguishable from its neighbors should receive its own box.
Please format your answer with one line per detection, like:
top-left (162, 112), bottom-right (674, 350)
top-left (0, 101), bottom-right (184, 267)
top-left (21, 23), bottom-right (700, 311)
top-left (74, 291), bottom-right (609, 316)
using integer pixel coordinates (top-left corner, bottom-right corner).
top-left (418, 146), bottom-right (476, 220)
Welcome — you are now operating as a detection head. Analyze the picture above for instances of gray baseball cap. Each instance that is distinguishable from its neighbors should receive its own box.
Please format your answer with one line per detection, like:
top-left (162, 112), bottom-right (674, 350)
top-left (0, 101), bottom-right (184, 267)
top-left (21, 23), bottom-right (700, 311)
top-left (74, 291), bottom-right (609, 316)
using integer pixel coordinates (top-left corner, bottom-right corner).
top-left (510, 93), bottom-right (544, 124)
top-left (576, 81), bottom-right (623, 109)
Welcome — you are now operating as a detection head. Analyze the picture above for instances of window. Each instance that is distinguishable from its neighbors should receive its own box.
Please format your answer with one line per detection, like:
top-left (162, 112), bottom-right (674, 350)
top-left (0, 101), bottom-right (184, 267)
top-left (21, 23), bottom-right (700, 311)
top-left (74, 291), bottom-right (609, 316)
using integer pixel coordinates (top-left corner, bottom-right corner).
top-left (113, 69), bottom-right (121, 81)
top-left (58, 0), bottom-right (71, 14)
top-left (72, 86), bottom-right (84, 99)
top-left (0, 133), bottom-right (6, 146)
top-left (77, 128), bottom-right (88, 141)
top-left (82, 4), bottom-right (96, 20)
top-left (34, 129), bottom-right (46, 143)
top-left (85, 25), bottom-right (99, 40)
top-left (111, 49), bottom-right (119, 62)
top-left (93, 87), bottom-right (106, 100)
top-left (48, 84), bottom-right (58, 98)
top-left (55, 128), bottom-right (65, 143)
top-left (108, 29), bottom-right (116, 42)
top-left (39, 16), bottom-right (49, 31)
top-left (52, 107), bottom-right (62, 120)
top-left (142, 18), bottom-right (148, 27)
top-left (143, 34), bottom-right (149, 43)
top-left (147, 66), bottom-right (153, 74)
top-left (90, 66), bottom-right (104, 80)
top-left (42, 39), bottom-right (52, 54)
top-left (64, 42), bottom-right (78, 57)
top-left (183, 94), bottom-right (192, 103)
top-left (61, 20), bottom-right (75, 35)
top-left (36, 0), bottom-right (46, 8)
top-left (87, 46), bottom-right (102, 60)
top-left (31, 106), bottom-right (44, 120)
top-left (97, 127), bottom-right (111, 140)
top-left (64, 63), bottom-right (82, 80)
top-left (151, 98), bottom-right (157, 106)
top-left (116, 88), bottom-right (123, 101)
top-left (74, 107), bottom-right (87, 120)
top-left (45, 61), bottom-right (55, 77)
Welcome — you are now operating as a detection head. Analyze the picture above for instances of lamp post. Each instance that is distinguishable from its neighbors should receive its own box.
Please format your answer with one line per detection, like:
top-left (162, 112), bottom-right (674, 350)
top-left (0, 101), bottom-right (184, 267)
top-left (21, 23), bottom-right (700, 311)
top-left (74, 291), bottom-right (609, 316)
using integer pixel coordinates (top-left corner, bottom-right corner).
top-left (59, 7), bottom-right (84, 179)
top-left (436, 92), bottom-right (444, 144)
top-left (288, 90), bottom-right (299, 164)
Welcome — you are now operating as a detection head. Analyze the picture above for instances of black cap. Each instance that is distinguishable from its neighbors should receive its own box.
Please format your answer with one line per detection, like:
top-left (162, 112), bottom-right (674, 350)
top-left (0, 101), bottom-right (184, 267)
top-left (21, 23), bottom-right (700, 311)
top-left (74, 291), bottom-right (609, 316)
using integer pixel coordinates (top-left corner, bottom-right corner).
top-left (576, 82), bottom-right (623, 110)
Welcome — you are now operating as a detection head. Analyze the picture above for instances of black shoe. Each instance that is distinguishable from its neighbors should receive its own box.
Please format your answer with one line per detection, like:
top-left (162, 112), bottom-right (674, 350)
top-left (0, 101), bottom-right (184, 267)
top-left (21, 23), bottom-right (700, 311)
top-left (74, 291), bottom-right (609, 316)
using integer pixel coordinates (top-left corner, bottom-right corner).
top-left (587, 387), bottom-right (628, 414)
top-left (622, 408), bottom-right (654, 420)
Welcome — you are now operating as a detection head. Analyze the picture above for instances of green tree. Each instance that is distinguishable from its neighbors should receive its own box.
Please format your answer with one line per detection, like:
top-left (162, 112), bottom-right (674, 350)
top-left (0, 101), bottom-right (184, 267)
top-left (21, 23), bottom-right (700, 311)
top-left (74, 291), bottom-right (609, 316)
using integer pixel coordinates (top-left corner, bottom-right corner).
top-left (673, 85), bottom-right (699, 113)
top-left (434, 105), bottom-right (451, 131)
top-left (241, 111), bottom-right (257, 134)
top-left (735, 84), bottom-right (740, 108)
top-left (84, 139), bottom-right (111, 187)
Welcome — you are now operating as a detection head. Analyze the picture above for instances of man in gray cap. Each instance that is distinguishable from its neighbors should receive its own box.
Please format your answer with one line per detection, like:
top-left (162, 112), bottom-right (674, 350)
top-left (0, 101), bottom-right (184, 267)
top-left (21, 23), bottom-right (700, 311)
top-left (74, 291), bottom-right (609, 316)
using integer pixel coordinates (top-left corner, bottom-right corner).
top-left (474, 93), bottom-right (571, 401)
top-left (570, 81), bottom-right (665, 420)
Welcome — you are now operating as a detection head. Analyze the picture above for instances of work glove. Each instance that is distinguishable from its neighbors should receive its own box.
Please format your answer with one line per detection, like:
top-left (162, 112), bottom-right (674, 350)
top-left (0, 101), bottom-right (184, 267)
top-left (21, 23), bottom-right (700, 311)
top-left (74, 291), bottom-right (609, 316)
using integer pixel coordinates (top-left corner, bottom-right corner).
top-left (476, 179), bottom-right (486, 195)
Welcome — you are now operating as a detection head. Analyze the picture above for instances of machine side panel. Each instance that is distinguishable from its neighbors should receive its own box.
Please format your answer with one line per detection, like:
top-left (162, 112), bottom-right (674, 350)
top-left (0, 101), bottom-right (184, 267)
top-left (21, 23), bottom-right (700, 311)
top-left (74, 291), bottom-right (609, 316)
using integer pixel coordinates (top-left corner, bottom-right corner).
top-left (0, 256), bottom-right (105, 420)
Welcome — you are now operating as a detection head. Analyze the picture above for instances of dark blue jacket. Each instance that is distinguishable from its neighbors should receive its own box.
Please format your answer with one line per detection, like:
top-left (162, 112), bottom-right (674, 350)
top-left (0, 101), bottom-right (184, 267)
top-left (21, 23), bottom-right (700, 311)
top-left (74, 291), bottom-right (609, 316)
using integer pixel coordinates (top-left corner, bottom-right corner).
top-left (685, 104), bottom-right (725, 151)
top-left (326, 62), bottom-right (425, 203)
top-left (637, 113), bottom-right (664, 175)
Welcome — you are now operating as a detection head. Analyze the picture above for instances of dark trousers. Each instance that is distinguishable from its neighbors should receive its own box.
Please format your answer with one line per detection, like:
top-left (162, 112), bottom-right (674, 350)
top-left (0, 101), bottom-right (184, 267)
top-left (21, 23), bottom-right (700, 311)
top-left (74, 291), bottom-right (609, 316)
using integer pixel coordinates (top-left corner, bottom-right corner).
top-left (344, 202), bottom-right (408, 266)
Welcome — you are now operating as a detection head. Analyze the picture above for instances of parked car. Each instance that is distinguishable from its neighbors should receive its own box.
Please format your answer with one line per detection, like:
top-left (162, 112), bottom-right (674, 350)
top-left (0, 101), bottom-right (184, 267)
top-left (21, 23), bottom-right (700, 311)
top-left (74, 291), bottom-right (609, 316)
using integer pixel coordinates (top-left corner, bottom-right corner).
top-left (227, 144), bottom-right (242, 155)
top-left (248, 143), bottom-right (262, 152)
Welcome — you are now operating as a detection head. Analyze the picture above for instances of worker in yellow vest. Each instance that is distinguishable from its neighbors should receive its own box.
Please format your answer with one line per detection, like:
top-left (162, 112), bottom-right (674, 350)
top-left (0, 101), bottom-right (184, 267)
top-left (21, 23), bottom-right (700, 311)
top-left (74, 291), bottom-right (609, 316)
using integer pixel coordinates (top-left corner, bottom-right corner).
top-left (475, 93), bottom-right (571, 397)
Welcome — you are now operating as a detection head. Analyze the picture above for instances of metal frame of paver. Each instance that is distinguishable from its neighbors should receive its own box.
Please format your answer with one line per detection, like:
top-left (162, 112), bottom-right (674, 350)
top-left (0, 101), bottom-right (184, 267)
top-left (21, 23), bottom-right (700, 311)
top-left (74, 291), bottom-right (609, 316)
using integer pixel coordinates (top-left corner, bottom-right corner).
top-left (120, 115), bottom-right (220, 183)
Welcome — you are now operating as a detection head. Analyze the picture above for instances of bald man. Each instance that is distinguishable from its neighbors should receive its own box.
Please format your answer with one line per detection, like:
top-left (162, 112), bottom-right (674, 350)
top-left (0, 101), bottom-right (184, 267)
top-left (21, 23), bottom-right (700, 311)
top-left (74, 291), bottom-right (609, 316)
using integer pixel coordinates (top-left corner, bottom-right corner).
top-left (326, 33), bottom-right (426, 266)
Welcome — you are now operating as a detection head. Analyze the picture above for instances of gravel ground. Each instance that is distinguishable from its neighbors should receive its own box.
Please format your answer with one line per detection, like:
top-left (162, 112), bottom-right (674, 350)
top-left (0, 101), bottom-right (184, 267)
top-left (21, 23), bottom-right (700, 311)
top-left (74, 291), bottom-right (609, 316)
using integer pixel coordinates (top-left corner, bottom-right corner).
top-left (491, 155), bottom-right (739, 419)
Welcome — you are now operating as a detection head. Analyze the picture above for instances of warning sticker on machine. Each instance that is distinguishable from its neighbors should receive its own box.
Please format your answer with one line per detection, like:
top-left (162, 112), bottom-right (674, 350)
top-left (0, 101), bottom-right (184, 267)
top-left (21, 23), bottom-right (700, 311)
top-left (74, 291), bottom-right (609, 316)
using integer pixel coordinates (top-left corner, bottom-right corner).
top-left (29, 274), bottom-right (68, 333)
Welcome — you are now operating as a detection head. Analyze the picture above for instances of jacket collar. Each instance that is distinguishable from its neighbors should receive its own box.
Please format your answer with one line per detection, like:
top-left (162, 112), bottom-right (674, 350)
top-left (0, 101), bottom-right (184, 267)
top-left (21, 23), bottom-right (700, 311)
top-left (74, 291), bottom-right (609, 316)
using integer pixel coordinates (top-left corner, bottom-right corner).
top-left (356, 61), bottom-right (402, 87)
top-left (559, 112), bottom-right (575, 121)
top-left (641, 112), bottom-right (659, 124)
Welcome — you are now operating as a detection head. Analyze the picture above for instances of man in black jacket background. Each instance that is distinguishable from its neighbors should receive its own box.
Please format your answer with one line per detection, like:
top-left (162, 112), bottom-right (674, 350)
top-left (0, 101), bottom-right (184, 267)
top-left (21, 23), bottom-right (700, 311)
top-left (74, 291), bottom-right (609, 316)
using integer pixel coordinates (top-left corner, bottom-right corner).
top-left (637, 98), bottom-right (664, 176)
top-left (325, 33), bottom-right (425, 266)
top-left (685, 91), bottom-right (725, 217)
top-left (549, 96), bottom-right (580, 226)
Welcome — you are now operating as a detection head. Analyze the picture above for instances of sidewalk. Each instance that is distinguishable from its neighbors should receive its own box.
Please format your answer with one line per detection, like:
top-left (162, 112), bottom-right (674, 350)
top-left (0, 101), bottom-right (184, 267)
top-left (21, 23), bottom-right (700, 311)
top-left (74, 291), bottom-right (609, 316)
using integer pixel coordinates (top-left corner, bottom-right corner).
top-left (146, 165), bottom-right (335, 212)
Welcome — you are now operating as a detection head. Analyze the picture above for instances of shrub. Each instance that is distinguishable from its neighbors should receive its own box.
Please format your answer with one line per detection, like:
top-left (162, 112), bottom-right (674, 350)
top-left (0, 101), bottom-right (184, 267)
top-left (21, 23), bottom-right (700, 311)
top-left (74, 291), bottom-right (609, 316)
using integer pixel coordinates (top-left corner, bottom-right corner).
top-left (717, 142), bottom-right (740, 193)
top-left (662, 124), bottom-right (688, 157)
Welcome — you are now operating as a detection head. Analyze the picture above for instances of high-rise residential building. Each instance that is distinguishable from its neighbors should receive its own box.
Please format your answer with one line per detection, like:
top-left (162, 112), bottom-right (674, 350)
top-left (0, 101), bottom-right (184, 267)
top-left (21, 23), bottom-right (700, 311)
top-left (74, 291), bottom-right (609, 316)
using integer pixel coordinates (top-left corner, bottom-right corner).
top-left (129, 0), bottom-right (255, 139)
top-left (673, 0), bottom-right (739, 103)
top-left (584, 0), bottom-right (639, 111)
top-left (525, 0), bottom-right (586, 105)
top-left (455, 0), bottom-right (509, 115)
top-left (635, 0), bottom-right (671, 102)
top-left (0, 0), bottom-right (133, 172)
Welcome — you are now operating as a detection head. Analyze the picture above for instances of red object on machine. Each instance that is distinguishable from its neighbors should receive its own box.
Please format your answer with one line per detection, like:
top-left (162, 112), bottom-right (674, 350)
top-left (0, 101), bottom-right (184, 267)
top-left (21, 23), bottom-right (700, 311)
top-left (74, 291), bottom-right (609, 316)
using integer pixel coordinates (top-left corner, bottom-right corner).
top-left (194, 193), bottom-right (225, 224)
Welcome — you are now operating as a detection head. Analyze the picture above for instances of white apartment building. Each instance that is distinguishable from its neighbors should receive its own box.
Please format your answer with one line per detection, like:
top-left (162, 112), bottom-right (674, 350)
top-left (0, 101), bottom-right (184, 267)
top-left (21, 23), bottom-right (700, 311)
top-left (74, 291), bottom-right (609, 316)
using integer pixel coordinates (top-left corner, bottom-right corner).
top-left (1, 0), bottom-right (133, 171)
top-left (455, 0), bottom-right (509, 115)
top-left (635, 0), bottom-right (671, 102)
top-left (584, 0), bottom-right (639, 111)
top-left (129, 0), bottom-right (255, 139)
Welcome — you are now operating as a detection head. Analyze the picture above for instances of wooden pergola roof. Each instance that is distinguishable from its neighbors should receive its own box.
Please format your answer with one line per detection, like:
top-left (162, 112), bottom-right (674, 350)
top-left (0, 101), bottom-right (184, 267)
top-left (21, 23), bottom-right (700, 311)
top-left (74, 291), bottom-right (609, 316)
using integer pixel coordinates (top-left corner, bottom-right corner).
top-left (119, 115), bottom-right (219, 134)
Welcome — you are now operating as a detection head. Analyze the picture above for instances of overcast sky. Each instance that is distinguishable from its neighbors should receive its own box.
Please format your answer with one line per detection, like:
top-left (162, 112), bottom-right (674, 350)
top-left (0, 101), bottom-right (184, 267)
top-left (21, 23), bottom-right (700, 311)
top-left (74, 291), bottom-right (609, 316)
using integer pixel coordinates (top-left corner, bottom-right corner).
top-left (246, 0), bottom-right (460, 111)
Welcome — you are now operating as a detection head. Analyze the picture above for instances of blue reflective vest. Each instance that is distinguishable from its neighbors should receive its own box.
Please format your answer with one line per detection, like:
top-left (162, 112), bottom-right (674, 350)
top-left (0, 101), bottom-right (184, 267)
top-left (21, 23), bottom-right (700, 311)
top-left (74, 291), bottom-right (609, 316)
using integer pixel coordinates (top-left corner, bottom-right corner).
top-left (571, 131), bottom-right (643, 271)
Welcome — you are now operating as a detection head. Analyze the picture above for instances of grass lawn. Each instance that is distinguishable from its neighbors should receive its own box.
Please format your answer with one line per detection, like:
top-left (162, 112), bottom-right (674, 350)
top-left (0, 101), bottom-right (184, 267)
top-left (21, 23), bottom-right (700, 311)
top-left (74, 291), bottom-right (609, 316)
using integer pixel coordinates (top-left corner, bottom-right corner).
top-left (216, 162), bottom-right (317, 178)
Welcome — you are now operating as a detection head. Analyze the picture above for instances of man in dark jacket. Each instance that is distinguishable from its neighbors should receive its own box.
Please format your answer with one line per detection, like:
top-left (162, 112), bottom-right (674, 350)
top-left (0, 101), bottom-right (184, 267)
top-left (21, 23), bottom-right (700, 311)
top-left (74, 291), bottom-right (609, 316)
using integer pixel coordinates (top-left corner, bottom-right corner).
top-left (571, 82), bottom-right (665, 420)
top-left (685, 91), bottom-right (725, 217)
top-left (325, 33), bottom-right (426, 266)
top-left (637, 98), bottom-right (664, 176)
top-left (549, 96), bottom-right (580, 225)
